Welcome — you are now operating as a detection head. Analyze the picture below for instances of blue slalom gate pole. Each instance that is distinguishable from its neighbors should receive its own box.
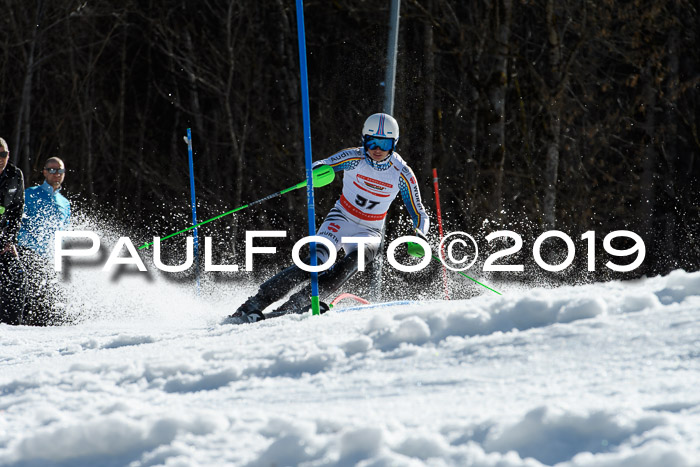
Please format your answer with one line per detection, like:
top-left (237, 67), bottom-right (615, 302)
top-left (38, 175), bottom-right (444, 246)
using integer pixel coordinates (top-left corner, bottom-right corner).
top-left (295, 0), bottom-right (321, 315)
top-left (186, 128), bottom-right (201, 293)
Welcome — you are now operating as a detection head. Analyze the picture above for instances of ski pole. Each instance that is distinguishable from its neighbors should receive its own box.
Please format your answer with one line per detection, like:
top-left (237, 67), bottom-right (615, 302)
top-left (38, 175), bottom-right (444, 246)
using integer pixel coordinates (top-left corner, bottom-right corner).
top-left (406, 241), bottom-right (502, 295)
top-left (138, 165), bottom-right (335, 250)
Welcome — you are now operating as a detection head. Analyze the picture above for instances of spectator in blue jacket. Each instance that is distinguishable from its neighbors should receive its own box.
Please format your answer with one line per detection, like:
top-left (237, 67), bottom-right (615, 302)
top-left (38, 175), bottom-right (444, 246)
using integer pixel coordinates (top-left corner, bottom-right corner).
top-left (17, 157), bottom-right (71, 325)
top-left (18, 157), bottom-right (70, 256)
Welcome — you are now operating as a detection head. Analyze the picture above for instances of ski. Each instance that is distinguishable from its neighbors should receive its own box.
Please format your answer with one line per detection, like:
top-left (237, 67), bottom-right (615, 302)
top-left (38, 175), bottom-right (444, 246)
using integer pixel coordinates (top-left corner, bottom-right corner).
top-left (226, 291), bottom-right (372, 325)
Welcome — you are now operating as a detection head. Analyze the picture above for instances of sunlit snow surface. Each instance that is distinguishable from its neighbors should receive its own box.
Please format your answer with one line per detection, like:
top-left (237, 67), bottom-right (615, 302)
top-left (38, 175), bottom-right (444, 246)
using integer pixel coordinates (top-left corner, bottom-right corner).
top-left (1, 268), bottom-right (699, 466)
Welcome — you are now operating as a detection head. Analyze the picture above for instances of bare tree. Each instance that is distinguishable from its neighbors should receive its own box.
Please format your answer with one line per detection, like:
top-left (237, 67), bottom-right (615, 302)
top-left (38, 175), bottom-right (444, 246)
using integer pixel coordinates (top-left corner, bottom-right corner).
top-left (487, 0), bottom-right (512, 216)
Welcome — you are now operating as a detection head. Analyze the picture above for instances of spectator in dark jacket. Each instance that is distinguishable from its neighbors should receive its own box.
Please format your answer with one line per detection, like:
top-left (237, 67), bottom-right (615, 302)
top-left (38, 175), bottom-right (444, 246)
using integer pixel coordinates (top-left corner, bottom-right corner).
top-left (0, 137), bottom-right (26, 325)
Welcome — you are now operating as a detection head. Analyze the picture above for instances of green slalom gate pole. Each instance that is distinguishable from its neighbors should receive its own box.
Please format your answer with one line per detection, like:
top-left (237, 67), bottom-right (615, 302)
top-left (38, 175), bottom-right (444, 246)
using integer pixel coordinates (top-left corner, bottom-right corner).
top-left (137, 165), bottom-right (334, 250)
top-left (406, 241), bottom-right (502, 296)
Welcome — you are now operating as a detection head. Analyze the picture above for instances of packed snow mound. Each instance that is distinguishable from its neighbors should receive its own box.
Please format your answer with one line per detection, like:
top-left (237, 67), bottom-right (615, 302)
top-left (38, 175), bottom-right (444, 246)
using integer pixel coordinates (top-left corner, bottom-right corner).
top-left (338, 269), bottom-right (695, 351)
top-left (1, 270), bottom-right (699, 466)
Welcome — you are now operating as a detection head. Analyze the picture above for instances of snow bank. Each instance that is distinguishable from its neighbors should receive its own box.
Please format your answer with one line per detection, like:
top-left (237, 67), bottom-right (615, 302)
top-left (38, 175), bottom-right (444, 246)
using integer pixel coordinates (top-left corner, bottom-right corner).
top-left (2, 411), bottom-right (228, 465)
top-left (353, 270), bottom-right (700, 353)
top-left (234, 406), bottom-right (695, 467)
top-left (481, 407), bottom-right (669, 465)
top-left (2, 405), bottom-right (694, 466)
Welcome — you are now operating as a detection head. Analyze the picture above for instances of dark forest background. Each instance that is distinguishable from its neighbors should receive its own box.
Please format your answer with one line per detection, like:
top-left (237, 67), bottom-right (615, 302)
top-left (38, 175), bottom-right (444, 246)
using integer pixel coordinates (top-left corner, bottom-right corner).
top-left (1, 0), bottom-right (698, 289)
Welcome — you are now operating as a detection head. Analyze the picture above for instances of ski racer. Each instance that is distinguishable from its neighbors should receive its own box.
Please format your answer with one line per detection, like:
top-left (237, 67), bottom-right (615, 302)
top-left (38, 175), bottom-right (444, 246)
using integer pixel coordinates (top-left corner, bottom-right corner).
top-left (229, 113), bottom-right (430, 323)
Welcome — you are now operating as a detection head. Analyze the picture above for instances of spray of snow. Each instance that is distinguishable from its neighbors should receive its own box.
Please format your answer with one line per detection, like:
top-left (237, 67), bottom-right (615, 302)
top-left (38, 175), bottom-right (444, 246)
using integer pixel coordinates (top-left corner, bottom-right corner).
top-left (1, 211), bottom-right (698, 466)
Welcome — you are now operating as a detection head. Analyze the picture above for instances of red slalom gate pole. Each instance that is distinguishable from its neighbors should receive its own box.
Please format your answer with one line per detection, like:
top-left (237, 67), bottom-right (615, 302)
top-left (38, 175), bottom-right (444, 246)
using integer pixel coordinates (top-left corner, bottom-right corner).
top-left (433, 168), bottom-right (449, 300)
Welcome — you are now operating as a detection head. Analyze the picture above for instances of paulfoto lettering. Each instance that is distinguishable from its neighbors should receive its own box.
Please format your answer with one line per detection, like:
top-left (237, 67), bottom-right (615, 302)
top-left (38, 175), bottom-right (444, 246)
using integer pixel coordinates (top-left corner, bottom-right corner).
top-left (53, 231), bottom-right (432, 274)
top-left (54, 229), bottom-right (645, 275)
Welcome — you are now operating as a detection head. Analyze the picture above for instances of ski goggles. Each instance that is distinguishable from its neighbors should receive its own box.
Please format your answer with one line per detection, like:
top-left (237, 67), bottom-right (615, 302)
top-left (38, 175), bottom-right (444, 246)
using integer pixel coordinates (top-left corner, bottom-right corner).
top-left (364, 135), bottom-right (394, 152)
top-left (44, 168), bottom-right (66, 174)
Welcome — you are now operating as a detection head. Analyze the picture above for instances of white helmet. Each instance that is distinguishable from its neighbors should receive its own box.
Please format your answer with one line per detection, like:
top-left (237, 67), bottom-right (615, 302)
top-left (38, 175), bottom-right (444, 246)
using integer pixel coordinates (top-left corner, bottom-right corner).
top-left (362, 113), bottom-right (399, 152)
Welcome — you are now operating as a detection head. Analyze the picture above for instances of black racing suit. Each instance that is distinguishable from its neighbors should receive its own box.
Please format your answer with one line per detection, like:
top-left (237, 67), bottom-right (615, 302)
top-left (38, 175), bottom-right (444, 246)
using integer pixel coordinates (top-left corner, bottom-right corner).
top-left (0, 163), bottom-right (26, 324)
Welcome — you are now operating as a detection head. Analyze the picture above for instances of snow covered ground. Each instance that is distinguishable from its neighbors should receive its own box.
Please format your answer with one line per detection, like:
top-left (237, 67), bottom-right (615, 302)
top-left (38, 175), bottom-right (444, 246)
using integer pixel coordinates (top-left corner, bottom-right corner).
top-left (1, 267), bottom-right (699, 466)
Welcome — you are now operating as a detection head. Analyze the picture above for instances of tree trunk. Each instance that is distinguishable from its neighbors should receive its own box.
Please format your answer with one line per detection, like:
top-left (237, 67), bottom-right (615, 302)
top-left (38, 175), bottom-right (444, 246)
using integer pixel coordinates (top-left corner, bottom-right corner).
top-left (184, 29), bottom-right (205, 161)
top-left (640, 73), bottom-right (657, 273)
top-left (224, 2), bottom-right (243, 258)
top-left (543, 0), bottom-right (562, 228)
top-left (662, 10), bottom-right (680, 270)
top-left (70, 29), bottom-right (95, 198)
top-left (116, 28), bottom-right (127, 213)
top-left (14, 0), bottom-right (43, 175)
top-left (488, 0), bottom-right (512, 216)
top-left (422, 0), bottom-right (436, 188)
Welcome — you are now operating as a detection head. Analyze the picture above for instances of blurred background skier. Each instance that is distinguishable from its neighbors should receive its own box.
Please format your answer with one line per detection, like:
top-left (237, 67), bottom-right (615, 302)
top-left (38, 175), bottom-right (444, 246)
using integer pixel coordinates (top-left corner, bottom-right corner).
top-left (229, 113), bottom-right (429, 323)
